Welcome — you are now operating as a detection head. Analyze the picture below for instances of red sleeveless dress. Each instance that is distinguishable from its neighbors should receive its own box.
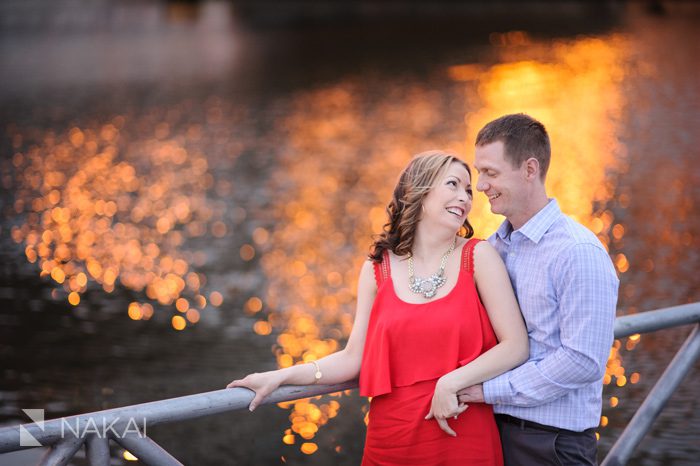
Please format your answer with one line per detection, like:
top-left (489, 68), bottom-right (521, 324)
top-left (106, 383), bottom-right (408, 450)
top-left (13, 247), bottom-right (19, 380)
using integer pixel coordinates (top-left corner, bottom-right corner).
top-left (359, 239), bottom-right (503, 466)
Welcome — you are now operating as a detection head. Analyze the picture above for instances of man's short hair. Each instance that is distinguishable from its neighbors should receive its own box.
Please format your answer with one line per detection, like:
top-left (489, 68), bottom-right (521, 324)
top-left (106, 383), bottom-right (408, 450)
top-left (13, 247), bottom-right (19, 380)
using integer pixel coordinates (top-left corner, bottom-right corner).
top-left (475, 113), bottom-right (551, 180)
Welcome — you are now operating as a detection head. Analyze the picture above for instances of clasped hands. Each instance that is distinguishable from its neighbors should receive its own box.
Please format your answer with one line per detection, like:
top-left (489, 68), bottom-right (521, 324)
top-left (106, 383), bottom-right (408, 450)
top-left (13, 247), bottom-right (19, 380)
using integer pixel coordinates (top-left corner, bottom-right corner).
top-left (425, 378), bottom-right (485, 437)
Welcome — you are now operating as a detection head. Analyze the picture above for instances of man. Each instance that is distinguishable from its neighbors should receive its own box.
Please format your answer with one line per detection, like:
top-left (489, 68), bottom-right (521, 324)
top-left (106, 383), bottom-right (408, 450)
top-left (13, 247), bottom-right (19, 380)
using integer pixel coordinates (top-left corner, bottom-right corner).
top-left (461, 113), bottom-right (619, 465)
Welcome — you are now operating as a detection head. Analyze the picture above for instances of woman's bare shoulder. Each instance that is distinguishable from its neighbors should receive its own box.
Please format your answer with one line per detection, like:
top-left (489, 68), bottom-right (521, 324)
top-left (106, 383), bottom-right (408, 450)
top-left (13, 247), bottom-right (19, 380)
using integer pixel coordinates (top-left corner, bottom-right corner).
top-left (472, 240), bottom-right (503, 267)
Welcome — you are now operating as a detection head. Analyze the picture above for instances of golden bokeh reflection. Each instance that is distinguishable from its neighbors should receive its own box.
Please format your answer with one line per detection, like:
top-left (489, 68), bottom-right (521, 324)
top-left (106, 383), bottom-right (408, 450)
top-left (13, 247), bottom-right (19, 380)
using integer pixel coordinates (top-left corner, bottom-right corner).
top-left (462, 35), bottom-right (629, 239)
top-left (8, 119), bottom-right (224, 327)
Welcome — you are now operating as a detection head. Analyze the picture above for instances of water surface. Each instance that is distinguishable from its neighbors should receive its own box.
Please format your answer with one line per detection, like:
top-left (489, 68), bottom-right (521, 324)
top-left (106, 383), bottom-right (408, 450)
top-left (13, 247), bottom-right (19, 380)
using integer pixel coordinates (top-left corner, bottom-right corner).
top-left (1, 2), bottom-right (698, 465)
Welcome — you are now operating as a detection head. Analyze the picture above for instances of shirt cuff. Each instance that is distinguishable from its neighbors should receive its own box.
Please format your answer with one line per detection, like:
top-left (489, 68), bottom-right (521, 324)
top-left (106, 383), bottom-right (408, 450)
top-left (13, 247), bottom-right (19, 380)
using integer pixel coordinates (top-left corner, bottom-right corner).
top-left (483, 372), bottom-right (512, 405)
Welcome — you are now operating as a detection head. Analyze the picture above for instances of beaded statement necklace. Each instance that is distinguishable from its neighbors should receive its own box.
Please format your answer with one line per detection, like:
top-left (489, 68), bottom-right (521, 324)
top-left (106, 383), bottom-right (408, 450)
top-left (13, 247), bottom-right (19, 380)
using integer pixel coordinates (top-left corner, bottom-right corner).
top-left (407, 237), bottom-right (457, 299)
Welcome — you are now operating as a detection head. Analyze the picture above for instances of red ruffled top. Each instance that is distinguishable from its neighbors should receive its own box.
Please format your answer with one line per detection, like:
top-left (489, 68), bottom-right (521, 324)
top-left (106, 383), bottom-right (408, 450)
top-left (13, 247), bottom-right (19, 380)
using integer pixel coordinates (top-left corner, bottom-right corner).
top-left (359, 238), bottom-right (498, 397)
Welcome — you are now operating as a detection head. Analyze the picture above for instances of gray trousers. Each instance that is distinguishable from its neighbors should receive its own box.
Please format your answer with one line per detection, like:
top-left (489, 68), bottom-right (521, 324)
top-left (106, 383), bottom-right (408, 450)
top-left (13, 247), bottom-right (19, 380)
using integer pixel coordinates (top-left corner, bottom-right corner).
top-left (496, 414), bottom-right (598, 466)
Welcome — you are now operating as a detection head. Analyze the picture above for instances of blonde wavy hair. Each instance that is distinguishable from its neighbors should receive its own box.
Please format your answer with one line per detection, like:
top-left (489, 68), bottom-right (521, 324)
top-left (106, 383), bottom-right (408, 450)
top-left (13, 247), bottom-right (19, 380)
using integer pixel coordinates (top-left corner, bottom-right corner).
top-left (369, 150), bottom-right (474, 262)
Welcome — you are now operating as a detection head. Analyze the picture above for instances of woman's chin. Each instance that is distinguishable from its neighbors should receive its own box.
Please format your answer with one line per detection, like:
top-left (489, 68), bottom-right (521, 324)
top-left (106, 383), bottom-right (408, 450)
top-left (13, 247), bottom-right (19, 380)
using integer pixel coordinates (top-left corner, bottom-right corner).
top-left (442, 217), bottom-right (465, 231)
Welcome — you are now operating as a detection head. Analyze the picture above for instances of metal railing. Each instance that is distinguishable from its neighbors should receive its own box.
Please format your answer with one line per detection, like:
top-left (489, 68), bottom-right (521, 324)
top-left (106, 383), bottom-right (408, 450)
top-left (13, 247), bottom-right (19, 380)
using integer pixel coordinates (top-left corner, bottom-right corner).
top-left (0, 302), bottom-right (698, 466)
top-left (601, 303), bottom-right (700, 466)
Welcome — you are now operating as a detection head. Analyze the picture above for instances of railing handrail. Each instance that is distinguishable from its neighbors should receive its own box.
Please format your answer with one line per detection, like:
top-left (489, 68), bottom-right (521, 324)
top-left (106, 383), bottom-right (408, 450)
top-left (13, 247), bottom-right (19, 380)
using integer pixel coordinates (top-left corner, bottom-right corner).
top-left (0, 381), bottom-right (358, 452)
top-left (613, 302), bottom-right (700, 338)
top-left (0, 302), bottom-right (698, 462)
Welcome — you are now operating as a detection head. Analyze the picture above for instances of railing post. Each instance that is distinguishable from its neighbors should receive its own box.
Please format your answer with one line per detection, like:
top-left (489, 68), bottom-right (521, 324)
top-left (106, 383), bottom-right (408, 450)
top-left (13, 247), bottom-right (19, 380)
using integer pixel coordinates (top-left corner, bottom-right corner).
top-left (86, 434), bottom-right (110, 466)
top-left (602, 324), bottom-right (700, 466)
top-left (37, 437), bottom-right (83, 466)
top-left (112, 432), bottom-right (183, 466)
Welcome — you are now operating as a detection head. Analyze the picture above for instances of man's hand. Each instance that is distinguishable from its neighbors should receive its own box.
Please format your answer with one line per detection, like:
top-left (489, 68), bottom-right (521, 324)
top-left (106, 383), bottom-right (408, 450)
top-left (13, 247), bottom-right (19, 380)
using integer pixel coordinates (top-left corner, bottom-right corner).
top-left (457, 384), bottom-right (484, 404)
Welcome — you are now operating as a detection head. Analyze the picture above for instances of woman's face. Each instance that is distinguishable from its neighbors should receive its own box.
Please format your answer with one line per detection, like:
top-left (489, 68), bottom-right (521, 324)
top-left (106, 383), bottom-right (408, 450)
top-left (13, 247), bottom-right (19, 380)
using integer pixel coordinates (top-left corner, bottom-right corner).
top-left (420, 161), bottom-right (473, 232)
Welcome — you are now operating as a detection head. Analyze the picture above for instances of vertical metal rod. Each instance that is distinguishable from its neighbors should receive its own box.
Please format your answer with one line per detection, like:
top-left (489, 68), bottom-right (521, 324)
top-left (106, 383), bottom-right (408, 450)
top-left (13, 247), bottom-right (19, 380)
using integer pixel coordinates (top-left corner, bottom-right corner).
top-left (37, 437), bottom-right (84, 466)
top-left (112, 432), bottom-right (183, 466)
top-left (602, 324), bottom-right (700, 466)
top-left (86, 434), bottom-right (110, 466)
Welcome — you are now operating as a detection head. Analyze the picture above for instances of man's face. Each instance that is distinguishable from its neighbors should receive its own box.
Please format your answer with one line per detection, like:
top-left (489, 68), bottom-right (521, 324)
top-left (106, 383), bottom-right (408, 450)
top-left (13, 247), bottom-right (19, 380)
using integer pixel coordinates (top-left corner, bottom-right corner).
top-left (474, 141), bottom-right (527, 221)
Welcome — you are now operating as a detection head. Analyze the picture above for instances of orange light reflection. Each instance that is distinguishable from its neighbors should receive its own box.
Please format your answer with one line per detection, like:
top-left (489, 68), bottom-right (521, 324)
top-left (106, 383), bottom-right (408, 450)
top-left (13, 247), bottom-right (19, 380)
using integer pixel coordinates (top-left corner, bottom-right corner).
top-left (8, 118), bottom-right (225, 325)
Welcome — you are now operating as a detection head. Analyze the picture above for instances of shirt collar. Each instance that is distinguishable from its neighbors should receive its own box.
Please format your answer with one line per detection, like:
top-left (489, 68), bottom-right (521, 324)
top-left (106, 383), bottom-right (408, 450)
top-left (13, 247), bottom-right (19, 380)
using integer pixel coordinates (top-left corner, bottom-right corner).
top-left (518, 198), bottom-right (561, 243)
top-left (495, 218), bottom-right (514, 243)
top-left (495, 198), bottom-right (561, 244)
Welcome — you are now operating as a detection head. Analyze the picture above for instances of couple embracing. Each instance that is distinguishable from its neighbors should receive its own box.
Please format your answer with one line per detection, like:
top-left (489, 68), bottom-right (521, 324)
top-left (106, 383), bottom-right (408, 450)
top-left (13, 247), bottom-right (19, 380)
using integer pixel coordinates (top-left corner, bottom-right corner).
top-left (228, 114), bottom-right (619, 466)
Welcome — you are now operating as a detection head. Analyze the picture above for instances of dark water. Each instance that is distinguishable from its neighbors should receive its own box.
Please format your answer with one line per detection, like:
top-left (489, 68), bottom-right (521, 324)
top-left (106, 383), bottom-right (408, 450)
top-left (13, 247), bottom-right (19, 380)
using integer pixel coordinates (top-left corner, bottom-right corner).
top-left (1, 1), bottom-right (699, 465)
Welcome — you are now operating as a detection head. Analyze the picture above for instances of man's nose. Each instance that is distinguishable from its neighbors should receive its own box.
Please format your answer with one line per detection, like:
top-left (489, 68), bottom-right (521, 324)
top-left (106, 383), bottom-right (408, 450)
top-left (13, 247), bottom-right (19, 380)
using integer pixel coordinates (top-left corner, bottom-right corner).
top-left (476, 179), bottom-right (488, 192)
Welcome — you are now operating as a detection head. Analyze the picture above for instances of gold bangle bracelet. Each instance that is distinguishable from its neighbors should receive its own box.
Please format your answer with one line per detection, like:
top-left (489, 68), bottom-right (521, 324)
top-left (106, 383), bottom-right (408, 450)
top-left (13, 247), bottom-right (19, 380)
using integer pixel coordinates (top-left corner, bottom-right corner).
top-left (310, 360), bottom-right (322, 384)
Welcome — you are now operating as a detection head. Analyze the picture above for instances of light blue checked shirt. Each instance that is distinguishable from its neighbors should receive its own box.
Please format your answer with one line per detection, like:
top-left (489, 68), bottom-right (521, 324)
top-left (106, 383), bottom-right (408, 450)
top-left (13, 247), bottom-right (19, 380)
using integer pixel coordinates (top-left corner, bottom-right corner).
top-left (483, 199), bottom-right (619, 431)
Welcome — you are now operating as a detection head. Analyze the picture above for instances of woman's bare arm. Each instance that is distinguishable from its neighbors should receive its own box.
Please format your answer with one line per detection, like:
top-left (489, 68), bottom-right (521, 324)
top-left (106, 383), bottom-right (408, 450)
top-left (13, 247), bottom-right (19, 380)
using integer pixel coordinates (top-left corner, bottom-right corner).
top-left (227, 259), bottom-right (377, 410)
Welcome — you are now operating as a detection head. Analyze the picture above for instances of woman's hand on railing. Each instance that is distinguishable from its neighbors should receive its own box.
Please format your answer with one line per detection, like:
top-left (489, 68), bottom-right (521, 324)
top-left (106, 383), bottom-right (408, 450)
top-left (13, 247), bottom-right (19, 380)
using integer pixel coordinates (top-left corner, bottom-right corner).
top-left (226, 371), bottom-right (285, 412)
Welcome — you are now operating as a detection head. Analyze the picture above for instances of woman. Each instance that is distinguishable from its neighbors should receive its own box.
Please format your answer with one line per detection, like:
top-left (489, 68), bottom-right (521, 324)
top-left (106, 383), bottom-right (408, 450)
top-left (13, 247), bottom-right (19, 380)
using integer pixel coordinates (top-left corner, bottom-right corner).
top-left (227, 151), bottom-right (528, 465)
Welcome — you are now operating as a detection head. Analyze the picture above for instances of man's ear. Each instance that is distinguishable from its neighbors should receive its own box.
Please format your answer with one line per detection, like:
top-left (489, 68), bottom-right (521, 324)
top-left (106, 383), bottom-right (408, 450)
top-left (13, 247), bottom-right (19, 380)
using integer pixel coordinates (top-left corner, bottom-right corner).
top-left (524, 157), bottom-right (540, 181)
